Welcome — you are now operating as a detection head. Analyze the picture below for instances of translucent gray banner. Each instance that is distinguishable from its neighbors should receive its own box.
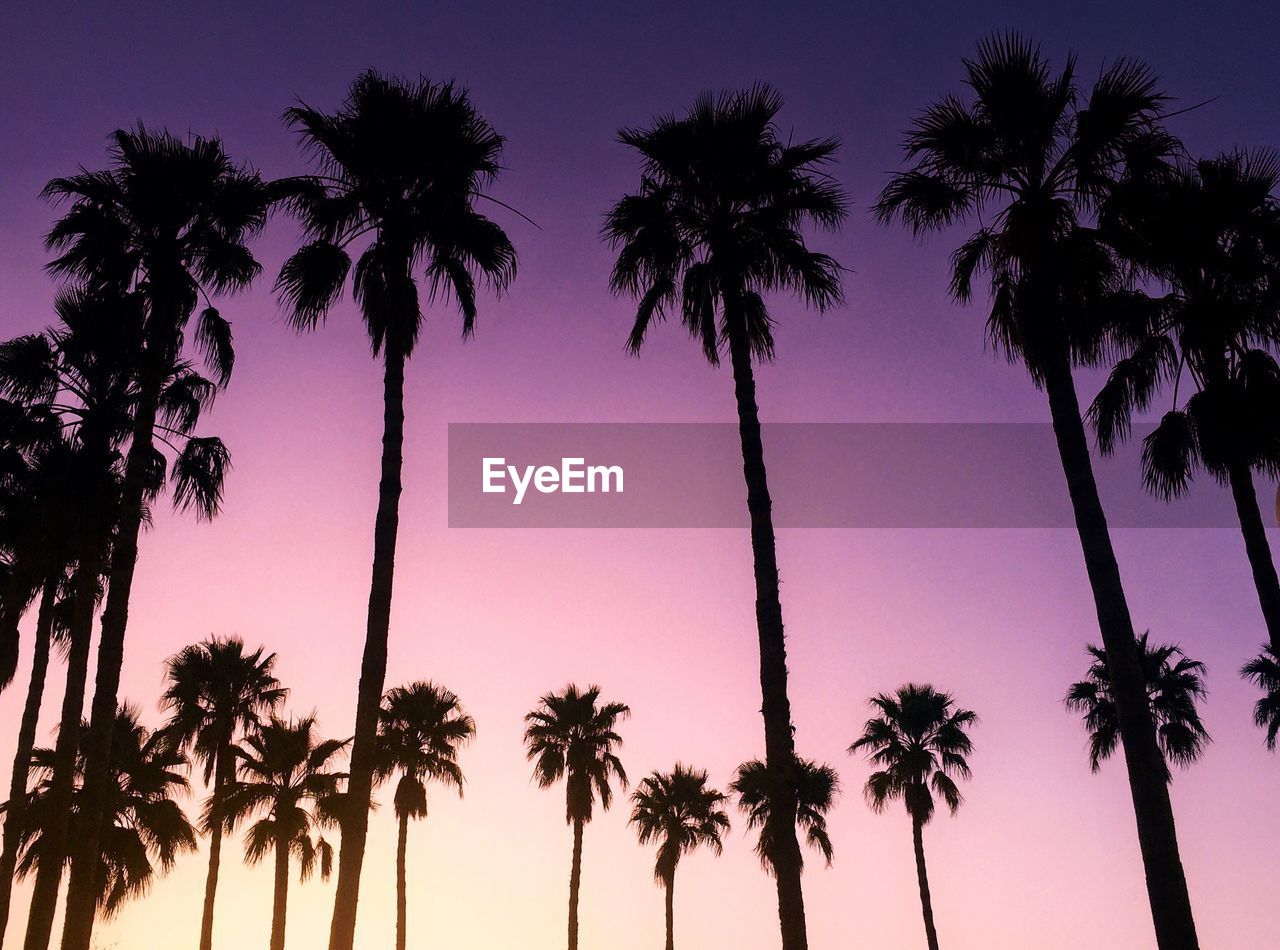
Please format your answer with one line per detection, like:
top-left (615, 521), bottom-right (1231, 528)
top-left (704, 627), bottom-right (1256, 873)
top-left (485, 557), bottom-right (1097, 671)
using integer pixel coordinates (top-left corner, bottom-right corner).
top-left (446, 423), bottom-right (1276, 529)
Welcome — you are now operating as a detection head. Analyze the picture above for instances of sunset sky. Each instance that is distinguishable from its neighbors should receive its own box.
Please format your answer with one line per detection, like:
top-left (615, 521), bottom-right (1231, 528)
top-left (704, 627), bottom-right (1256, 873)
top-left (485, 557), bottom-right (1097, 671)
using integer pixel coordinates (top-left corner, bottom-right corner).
top-left (2, 1), bottom-right (1279, 948)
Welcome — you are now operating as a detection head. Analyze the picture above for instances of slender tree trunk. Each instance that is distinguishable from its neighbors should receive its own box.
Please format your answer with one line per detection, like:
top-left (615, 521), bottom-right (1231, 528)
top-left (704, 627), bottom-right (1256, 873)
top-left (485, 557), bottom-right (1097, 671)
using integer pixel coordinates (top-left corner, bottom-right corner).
top-left (567, 818), bottom-right (584, 950)
top-left (395, 812), bottom-right (408, 950)
top-left (911, 813), bottom-right (939, 950)
top-left (1226, 460), bottom-right (1280, 654)
top-left (1042, 351), bottom-right (1198, 950)
top-left (725, 311), bottom-right (808, 950)
top-left (664, 873), bottom-right (674, 950)
top-left (270, 837), bottom-right (289, 950)
top-left (60, 379), bottom-right (162, 950)
top-left (198, 749), bottom-right (233, 950)
top-left (328, 345), bottom-right (406, 950)
top-left (23, 555), bottom-right (100, 950)
top-left (0, 576), bottom-right (58, 947)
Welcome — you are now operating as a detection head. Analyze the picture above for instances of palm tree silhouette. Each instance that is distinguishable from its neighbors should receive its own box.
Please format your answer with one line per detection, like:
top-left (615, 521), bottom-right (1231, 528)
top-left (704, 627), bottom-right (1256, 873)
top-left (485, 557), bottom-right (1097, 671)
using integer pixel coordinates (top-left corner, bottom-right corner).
top-left (373, 682), bottom-right (474, 950)
top-left (160, 637), bottom-right (287, 950)
top-left (730, 758), bottom-right (836, 878)
top-left (274, 71), bottom-right (517, 950)
top-left (1242, 647), bottom-right (1280, 747)
top-left (849, 685), bottom-right (976, 950)
top-left (1089, 151), bottom-right (1280, 735)
top-left (39, 128), bottom-right (273, 950)
top-left (629, 764), bottom-right (730, 950)
top-left (1066, 632), bottom-right (1210, 777)
top-left (873, 33), bottom-right (1200, 949)
top-left (605, 86), bottom-right (846, 950)
top-left (12, 703), bottom-right (196, 916)
top-left (524, 684), bottom-right (629, 950)
top-left (215, 715), bottom-right (346, 950)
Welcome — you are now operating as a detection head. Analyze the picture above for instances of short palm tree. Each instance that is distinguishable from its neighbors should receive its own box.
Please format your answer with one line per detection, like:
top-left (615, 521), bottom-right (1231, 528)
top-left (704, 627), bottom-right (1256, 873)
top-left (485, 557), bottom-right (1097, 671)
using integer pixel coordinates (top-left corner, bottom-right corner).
top-left (215, 716), bottom-right (346, 950)
top-left (40, 128), bottom-right (272, 950)
top-left (605, 86), bottom-right (846, 950)
top-left (849, 685), bottom-right (976, 950)
top-left (873, 34), bottom-right (1200, 949)
top-left (629, 765), bottom-right (730, 950)
top-left (730, 758), bottom-right (837, 877)
top-left (160, 636), bottom-right (287, 950)
top-left (1242, 646), bottom-right (1280, 747)
top-left (274, 71), bottom-right (516, 950)
top-left (1066, 632), bottom-right (1210, 777)
top-left (12, 703), bottom-right (196, 916)
top-left (524, 684), bottom-right (629, 950)
top-left (373, 681), bottom-right (474, 950)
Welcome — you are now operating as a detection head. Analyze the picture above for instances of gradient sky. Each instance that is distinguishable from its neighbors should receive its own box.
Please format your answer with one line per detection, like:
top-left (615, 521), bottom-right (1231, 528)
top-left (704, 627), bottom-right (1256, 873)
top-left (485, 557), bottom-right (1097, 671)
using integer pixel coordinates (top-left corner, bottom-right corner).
top-left (2, 2), bottom-right (1280, 948)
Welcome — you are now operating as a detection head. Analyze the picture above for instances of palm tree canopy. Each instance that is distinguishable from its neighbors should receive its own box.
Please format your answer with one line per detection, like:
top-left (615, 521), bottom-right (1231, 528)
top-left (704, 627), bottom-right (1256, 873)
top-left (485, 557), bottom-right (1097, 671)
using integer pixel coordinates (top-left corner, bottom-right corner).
top-left (1242, 645), bottom-right (1280, 749)
top-left (629, 764), bottom-right (730, 885)
top-left (523, 683), bottom-right (629, 825)
top-left (604, 84), bottom-right (847, 364)
top-left (374, 680), bottom-right (475, 821)
top-left (730, 756), bottom-right (837, 872)
top-left (873, 32), bottom-right (1178, 383)
top-left (275, 70), bottom-right (517, 356)
top-left (12, 703), bottom-right (196, 914)
top-left (1066, 631), bottom-right (1210, 774)
top-left (160, 636), bottom-right (288, 788)
top-left (214, 715), bottom-right (347, 881)
top-left (849, 684), bottom-right (976, 825)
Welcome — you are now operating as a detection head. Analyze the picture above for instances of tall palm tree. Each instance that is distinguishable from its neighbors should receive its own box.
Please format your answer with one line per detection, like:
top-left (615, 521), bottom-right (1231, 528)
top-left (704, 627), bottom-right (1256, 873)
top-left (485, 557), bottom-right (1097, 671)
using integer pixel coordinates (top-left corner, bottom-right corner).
top-left (730, 758), bottom-right (836, 877)
top-left (274, 71), bottom-right (516, 950)
top-left (1066, 632), bottom-right (1210, 776)
top-left (629, 765), bottom-right (730, 950)
top-left (11, 703), bottom-right (196, 916)
top-left (39, 128), bottom-right (272, 950)
top-left (160, 637), bottom-right (287, 950)
top-left (873, 34), bottom-right (1200, 949)
top-left (215, 716), bottom-right (346, 950)
top-left (849, 685), bottom-right (976, 950)
top-left (604, 86), bottom-right (846, 950)
top-left (373, 681), bottom-right (474, 950)
top-left (1242, 646), bottom-right (1280, 747)
top-left (523, 684), bottom-right (629, 950)
top-left (1089, 151), bottom-right (1280, 729)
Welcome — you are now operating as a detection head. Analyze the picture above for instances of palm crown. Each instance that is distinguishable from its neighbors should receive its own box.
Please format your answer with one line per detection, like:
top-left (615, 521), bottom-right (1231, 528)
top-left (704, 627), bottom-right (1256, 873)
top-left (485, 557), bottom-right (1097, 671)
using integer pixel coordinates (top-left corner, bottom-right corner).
top-left (523, 684), bottom-right (630, 824)
top-left (375, 681), bottom-right (475, 820)
top-left (730, 757), bottom-right (837, 872)
top-left (1242, 646), bottom-right (1280, 749)
top-left (630, 764), bottom-right (730, 884)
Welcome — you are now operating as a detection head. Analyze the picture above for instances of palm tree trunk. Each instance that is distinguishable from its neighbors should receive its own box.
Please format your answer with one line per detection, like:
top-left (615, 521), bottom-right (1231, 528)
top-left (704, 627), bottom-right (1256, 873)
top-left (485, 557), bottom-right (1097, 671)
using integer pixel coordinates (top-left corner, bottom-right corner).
top-left (911, 813), bottom-right (939, 950)
top-left (395, 812), bottom-right (408, 950)
top-left (60, 380), bottom-right (162, 950)
top-left (0, 576), bottom-right (58, 948)
top-left (568, 818), bottom-right (584, 950)
top-left (1226, 460), bottom-right (1280, 653)
top-left (23, 555), bottom-right (101, 950)
top-left (198, 750), bottom-right (233, 950)
top-left (329, 344), bottom-right (406, 950)
top-left (270, 837), bottom-right (290, 950)
top-left (664, 873), bottom-right (674, 950)
top-left (724, 310), bottom-right (808, 950)
top-left (1042, 351), bottom-right (1198, 950)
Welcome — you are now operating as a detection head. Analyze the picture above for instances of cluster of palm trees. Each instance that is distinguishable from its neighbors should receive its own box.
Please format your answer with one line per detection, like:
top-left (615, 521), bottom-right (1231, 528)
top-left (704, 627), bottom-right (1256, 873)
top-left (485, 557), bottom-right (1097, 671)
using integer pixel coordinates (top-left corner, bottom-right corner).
top-left (0, 27), bottom-right (1277, 950)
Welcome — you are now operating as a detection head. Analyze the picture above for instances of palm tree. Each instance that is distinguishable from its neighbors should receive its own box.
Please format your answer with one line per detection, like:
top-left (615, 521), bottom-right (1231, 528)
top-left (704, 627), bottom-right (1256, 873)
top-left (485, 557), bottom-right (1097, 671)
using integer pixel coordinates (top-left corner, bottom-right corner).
top-left (160, 637), bottom-right (287, 950)
top-left (215, 715), bottom-right (346, 950)
top-left (11, 703), bottom-right (196, 916)
top-left (373, 682), bottom-right (474, 950)
top-left (604, 86), bottom-right (846, 950)
top-left (39, 128), bottom-right (272, 950)
top-left (730, 758), bottom-right (836, 877)
top-left (1242, 646), bottom-right (1280, 747)
top-left (274, 71), bottom-right (516, 950)
top-left (1089, 151), bottom-right (1280, 731)
top-left (1066, 632), bottom-right (1210, 777)
top-left (873, 34), bottom-right (1200, 949)
top-left (849, 685), bottom-right (976, 950)
top-left (629, 765), bottom-right (730, 950)
top-left (524, 684), bottom-right (629, 950)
